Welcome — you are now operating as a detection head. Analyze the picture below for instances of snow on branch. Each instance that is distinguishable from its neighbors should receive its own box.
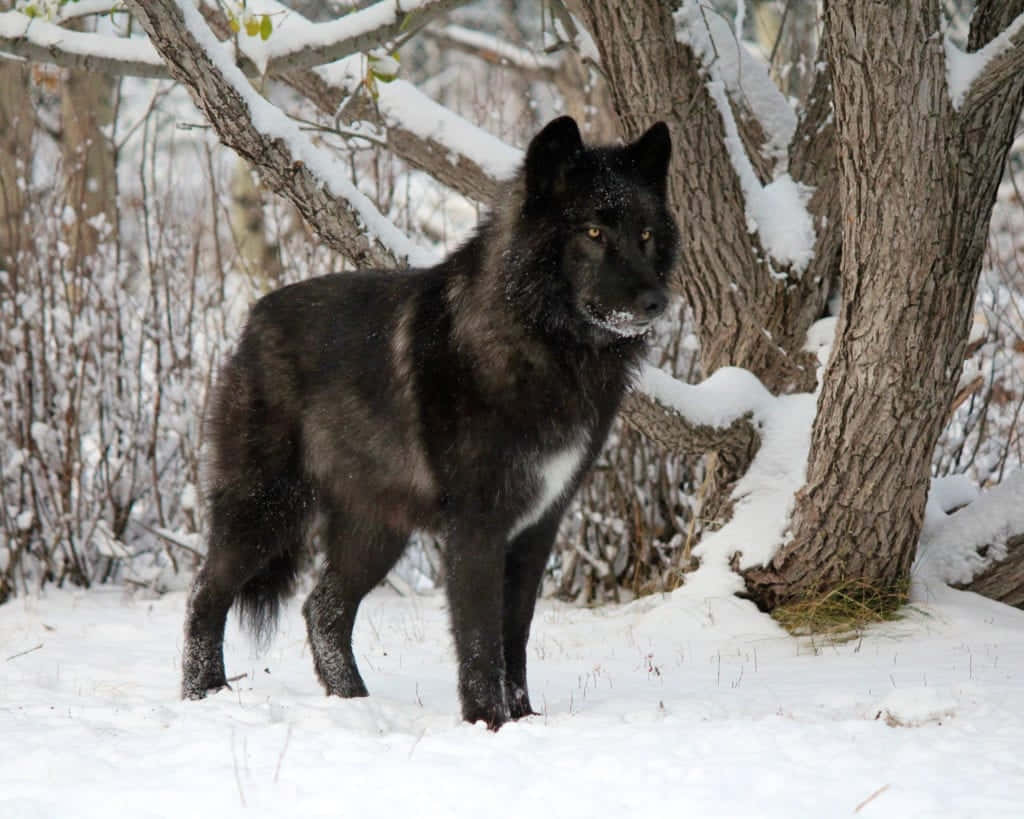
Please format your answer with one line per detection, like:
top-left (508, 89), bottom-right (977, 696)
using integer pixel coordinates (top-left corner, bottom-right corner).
top-left (916, 472), bottom-right (1024, 606)
top-left (945, 10), bottom-right (1024, 112)
top-left (2, 0), bottom-right (471, 79)
top-left (0, 10), bottom-right (167, 78)
top-left (673, 0), bottom-right (795, 163)
top-left (673, 0), bottom-right (815, 276)
top-left (125, 0), bottom-right (433, 268)
top-left (210, 0), bottom-right (520, 201)
top-left (1, 0), bottom-right (520, 205)
top-left (317, 59), bottom-right (522, 183)
top-left (203, 0), bottom-right (470, 75)
top-left (626, 364), bottom-right (816, 598)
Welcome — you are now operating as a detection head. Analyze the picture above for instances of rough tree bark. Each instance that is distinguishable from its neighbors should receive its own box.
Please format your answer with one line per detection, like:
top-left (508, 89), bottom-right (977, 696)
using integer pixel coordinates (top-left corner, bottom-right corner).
top-left (743, 0), bottom-right (1024, 608)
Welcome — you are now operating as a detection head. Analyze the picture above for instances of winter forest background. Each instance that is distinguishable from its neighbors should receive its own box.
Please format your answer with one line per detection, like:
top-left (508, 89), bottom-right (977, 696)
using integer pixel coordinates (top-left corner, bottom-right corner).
top-left (2, 0), bottom-right (1022, 616)
top-left (3, 1), bottom-right (1024, 815)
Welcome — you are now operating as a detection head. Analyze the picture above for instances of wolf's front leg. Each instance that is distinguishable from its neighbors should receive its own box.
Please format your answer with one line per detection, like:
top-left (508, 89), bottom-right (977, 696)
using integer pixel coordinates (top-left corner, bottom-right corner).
top-left (444, 533), bottom-right (509, 730)
top-left (503, 514), bottom-right (561, 719)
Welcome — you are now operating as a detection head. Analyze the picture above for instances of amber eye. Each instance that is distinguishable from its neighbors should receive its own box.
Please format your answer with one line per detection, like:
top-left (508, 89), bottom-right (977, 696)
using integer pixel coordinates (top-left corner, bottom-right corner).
top-left (586, 227), bottom-right (602, 240)
top-left (640, 229), bottom-right (652, 242)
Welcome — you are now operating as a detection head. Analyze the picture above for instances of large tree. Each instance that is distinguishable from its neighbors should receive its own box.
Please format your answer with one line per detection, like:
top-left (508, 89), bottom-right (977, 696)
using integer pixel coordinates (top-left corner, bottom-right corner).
top-left (3, 0), bottom-right (1023, 612)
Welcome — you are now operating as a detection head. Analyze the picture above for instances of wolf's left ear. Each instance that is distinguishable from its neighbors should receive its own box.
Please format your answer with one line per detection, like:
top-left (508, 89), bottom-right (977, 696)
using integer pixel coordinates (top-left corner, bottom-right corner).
top-left (625, 121), bottom-right (672, 192)
top-left (525, 116), bottom-right (584, 199)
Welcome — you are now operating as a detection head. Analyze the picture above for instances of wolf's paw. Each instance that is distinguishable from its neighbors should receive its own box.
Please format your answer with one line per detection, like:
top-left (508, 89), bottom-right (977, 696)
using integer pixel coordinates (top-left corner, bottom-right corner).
top-left (181, 675), bottom-right (230, 700)
top-left (464, 700), bottom-right (511, 731)
top-left (462, 685), bottom-right (511, 730)
top-left (506, 684), bottom-right (538, 720)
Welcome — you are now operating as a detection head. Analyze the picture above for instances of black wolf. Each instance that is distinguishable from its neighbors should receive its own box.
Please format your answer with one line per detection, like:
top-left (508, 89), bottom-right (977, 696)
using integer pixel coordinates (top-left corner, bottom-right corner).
top-left (182, 116), bottom-right (679, 729)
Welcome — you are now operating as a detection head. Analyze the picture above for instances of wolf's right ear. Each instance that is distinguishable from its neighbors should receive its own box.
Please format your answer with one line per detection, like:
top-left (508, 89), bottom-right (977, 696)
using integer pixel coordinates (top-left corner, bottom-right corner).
top-left (525, 116), bottom-right (583, 200)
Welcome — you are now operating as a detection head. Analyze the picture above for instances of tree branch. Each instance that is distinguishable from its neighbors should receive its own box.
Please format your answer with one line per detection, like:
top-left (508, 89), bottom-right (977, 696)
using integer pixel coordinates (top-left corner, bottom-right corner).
top-left (196, 4), bottom-right (517, 203)
top-left (0, 11), bottom-right (167, 78)
top-left (621, 391), bottom-right (760, 476)
top-left (229, 0), bottom-right (469, 75)
top-left (621, 364), bottom-right (766, 475)
top-left (0, 3), bottom-right (513, 205)
top-left (959, 10), bottom-right (1024, 115)
top-left (958, 534), bottom-right (1024, 608)
top-left (1, 0), bottom-right (472, 79)
top-left (426, 24), bottom-right (560, 82)
top-left (124, 0), bottom-right (414, 268)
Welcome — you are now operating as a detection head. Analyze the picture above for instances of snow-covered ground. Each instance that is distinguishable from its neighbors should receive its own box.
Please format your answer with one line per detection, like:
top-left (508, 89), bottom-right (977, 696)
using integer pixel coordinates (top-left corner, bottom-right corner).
top-left (2, 581), bottom-right (1023, 818)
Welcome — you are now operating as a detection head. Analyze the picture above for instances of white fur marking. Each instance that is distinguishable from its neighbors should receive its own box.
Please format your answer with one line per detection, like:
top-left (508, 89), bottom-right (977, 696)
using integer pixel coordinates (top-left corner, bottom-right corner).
top-left (509, 439), bottom-right (588, 540)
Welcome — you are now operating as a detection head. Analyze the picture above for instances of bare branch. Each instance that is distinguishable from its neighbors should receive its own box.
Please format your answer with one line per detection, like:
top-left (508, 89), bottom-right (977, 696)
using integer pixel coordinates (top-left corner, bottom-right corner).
top-left (285, 69), bottom-right (512, 202)
top-left (426, 24), bottom-right (560, 81)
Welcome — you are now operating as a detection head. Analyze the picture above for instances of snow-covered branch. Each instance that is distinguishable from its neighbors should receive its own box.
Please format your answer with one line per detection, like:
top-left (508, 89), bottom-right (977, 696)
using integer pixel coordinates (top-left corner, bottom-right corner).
top-left (205, 1), bottom-right (520, 201)
top-left (623, 365), bottom-right (766, 475)
top-left (215, 0), bottom-right (469, 75)
top-left (0, 10), bottom-right (167, 78)
top-left (917, 472), bottom-right (1024, 607)
top-left (672, 0), bottom-right (815, 277)
top-left (673, 0), bottom-right (795, 167)
top-left (124, 0), bottom-right (431, 268)
top-left (946, 11), bottom-right (1024, 112)
top-left (1, 0), bottom-right (470, 79)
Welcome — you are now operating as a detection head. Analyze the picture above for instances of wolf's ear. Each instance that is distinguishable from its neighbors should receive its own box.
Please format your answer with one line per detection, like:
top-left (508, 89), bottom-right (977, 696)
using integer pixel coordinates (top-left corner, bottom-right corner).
top-left (624, 121), bottom-right (672, 192)
top-left (525, 116), bottom-right (584, 199)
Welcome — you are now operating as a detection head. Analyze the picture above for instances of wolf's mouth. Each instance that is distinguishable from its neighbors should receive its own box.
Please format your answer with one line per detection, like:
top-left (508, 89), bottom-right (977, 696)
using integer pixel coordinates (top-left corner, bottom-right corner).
top-left (581, 305), bottom-right (652, 337)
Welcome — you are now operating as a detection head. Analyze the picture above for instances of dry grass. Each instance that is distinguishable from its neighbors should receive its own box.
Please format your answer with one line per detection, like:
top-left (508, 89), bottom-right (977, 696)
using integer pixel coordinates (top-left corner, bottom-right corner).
top-left (771, 576), bottom-right (911, 638)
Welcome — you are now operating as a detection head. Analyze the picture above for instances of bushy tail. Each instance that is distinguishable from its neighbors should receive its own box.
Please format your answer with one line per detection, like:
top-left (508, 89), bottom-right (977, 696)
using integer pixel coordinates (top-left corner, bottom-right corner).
top-left (235, 551), bottom-right (301, 648)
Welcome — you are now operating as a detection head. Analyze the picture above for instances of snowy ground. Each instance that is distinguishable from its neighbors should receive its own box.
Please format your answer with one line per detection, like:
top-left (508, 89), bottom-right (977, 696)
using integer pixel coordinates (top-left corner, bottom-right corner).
top-left (2, 581), bottom-right (1023, 818)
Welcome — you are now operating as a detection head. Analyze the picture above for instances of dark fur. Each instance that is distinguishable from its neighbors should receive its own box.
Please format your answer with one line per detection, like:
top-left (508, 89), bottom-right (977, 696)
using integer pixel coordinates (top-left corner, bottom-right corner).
top-left (181, 117), bottom-right (679, 729)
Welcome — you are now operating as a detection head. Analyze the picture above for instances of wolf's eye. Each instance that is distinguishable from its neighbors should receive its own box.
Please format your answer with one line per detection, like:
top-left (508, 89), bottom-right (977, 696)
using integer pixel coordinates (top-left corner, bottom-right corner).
top-left (586, 227), bottom-right (602, 240)
top-left (640, 229), bottom-right (652, 242)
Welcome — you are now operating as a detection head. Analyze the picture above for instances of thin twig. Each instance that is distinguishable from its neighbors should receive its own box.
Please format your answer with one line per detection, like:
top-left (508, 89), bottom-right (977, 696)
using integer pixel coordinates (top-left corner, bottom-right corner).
top-left (273, 723), bottom-right (293, 783)
top-left (6, 643), bottom-right (43, 662)
top-left (854, 784), bottom-right (891, 813)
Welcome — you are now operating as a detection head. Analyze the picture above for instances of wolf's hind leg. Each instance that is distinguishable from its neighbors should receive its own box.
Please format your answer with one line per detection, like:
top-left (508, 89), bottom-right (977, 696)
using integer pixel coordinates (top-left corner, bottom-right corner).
top-left (303, 518), bottom-right (408, 698)
top-left (182, 477), bottom-right (309, 700)
top-left (181, 557), bottom-right (239, 699)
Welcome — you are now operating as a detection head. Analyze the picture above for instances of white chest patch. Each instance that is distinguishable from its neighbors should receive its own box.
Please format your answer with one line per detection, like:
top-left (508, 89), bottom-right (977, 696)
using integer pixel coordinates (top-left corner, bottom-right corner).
top-left (508, 438), bottom-right (589, 541)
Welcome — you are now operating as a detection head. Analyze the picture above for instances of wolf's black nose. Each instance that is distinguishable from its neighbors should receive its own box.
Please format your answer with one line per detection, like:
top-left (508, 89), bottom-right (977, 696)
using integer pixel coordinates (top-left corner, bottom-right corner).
top-left (635, 289), bottom-right (667, 319)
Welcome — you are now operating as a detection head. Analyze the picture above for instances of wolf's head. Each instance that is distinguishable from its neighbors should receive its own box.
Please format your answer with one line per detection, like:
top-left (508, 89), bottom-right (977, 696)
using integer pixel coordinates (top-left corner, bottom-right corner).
top-left (510, 116), bottom-right (679, 344)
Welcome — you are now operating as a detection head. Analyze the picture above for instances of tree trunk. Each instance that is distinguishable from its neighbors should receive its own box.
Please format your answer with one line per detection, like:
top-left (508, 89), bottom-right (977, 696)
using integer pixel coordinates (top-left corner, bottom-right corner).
top-left (59, 62), bottom-right (117, 266)
top-left (743, 0), bottom-right (1024, 608)
top-left (0, 60), bottom-right (34, 272)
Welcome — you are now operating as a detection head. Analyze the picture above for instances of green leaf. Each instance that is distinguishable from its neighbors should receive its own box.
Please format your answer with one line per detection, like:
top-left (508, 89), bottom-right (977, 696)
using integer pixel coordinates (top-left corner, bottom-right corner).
top-left (368, 52), bottom-right (400, 83)
top-left (259, 14), bottom-right (272, 41)
top-left (244, 16), bottom-right (260, 37)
